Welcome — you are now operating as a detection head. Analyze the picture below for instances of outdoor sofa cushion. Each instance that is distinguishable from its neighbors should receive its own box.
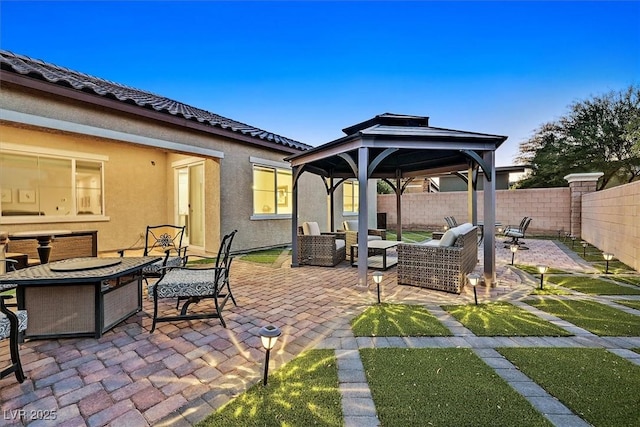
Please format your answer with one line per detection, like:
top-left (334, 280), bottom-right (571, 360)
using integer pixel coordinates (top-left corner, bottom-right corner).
top-left (343, 220), bottom-right (359, 231)
top-left (439, 228), bottom-right (459, 247)
top-left (302, 222), bottom-right (321, 236)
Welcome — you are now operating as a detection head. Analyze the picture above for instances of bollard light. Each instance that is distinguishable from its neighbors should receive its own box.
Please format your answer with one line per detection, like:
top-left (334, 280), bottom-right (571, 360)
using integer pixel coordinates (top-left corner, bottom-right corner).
top-left (537, 265), bottom-right (548, 290)
top-left (468, 273), bottom-right (480, 305)
top-left (581, 241), bottom-right (588, 257)
top-left (259, 325), bottom-right (281, 386)
top-left (373, 272), bottom-right (383, 304)
top-left (603, 253), bottom-right (613, 274)
top-left (510, 244), bottom-right (519, 266)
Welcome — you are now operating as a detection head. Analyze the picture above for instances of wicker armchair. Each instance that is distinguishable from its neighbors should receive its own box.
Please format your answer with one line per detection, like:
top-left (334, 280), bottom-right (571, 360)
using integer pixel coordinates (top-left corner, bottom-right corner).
top-left (397, 224), bottom-right (478, 294)
top-left (340, 220), bottom-right (386, 259)
top-left (297, 222), bottom-right (346, 267)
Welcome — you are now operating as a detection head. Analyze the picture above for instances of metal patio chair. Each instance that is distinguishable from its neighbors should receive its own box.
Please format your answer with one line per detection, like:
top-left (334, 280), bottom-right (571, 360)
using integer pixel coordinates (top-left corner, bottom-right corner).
top-left (0, 285), bottom-right (27, 383)
top-left (119, 224), bottom-right (188, 286)
top-left (148, 230), bottom-right (237, 332)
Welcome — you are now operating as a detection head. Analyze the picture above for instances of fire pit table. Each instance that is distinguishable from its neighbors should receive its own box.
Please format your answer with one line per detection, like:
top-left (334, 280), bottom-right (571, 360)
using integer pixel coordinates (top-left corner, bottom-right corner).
top-left (0, 256), bottom-right (161, 339)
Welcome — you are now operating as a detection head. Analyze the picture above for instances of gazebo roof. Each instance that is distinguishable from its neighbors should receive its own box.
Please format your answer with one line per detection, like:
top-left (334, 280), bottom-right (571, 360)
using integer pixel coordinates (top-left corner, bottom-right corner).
top-left (287, 113), bottom-right (507, 178)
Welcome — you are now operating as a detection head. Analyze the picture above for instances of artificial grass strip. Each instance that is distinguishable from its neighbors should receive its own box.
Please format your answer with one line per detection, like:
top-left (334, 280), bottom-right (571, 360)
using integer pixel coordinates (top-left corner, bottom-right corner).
top-left (351, 303), bottom-right (452, 337)
top-left (385, 230), bottom-right (432, 243)
top-left (615, 300), bottom-right (640, 310)
top-left (360, 348), bottom-right (551, 427)
top-left (546, 275), bottom-right (640, 295)
top-left (197, 350), bottom-right (342, 427)
top-left (442, 302), bottom-right (571, 336)
top-left (498, 348), bottom-right (640, 427)
top-left (526, 299), bottom-right (640, 336)
top-left (612, 276), bottom-right (640, 287)
top-left (240, 248), bottom-right (289, 265)
top-left (516, 264), bottom-right (568, 275)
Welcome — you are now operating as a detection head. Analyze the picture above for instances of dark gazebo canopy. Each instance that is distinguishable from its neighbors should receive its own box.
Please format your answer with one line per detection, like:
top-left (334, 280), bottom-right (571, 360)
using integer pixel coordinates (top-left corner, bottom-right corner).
top-left (286, 113), bottom-right (507, 288)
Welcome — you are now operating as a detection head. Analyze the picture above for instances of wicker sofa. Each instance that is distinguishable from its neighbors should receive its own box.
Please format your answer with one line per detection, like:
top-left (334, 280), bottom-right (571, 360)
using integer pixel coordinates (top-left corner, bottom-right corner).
top-left (397, 223), bottom-right (478, 294)
top-left (297, 222), bottom-right (346, 267)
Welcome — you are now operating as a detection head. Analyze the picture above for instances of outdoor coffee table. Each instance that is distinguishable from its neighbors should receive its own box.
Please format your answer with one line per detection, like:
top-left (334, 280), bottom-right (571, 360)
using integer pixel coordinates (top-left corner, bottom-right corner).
top-left (0, 256), bottom-right (161, 339)
top-left (350, 240), bottom-right (399, 270)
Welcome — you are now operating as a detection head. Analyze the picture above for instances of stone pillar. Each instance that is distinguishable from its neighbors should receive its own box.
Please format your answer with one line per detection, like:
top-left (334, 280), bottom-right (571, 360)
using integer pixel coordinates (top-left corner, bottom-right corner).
top-left (564, 172), bottom-right (603, 238)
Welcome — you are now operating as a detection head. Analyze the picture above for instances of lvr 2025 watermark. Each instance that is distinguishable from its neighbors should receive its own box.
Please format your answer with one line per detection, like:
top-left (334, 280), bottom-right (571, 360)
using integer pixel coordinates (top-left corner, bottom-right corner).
top-left (3, 409), bottom-right (57, 421)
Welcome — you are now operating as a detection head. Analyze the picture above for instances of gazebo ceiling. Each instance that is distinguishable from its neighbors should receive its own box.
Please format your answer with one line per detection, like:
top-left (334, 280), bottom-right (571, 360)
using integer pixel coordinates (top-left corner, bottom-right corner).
top-left (286, 113), bottom-right (508, 179)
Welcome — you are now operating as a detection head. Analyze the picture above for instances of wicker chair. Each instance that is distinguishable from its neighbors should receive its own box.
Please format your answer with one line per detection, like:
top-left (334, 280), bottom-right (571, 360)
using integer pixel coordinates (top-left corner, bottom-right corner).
top-left (341, 220), bottom-right (387, 259)
top-left (297, 222), bottom-right (346, 267)
top-left (397, 224), bottom-right (478, 294)
top-left (0, 287), bottom-right (27, 383)
top-left (148, 230), bottom-right (237, 332)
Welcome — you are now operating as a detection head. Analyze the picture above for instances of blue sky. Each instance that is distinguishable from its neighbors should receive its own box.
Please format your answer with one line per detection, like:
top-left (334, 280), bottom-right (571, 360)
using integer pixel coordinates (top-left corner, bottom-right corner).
top-left (1, 1), bottom-right (639, 166)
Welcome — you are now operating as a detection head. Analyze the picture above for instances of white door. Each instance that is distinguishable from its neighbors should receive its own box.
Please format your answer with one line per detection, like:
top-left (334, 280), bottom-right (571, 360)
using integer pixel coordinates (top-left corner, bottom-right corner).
top-left (176, 163), bottom-right (204, 248)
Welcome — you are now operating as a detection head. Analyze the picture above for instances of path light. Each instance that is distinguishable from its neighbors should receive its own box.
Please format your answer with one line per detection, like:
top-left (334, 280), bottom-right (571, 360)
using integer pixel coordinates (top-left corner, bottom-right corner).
top-left (468, 273), bottom-right (480, 305)
top-left (373, 272), bottom-right (383, 304)
top-left (603, 253), bottom-right (613, 274)
top-left (570, 235), bottom-right (576, 248)
top-left (259, 325), bottom-right (281, 386)
top-left (510, 244), bottom-right (519, 266)
top-left (581, 241), bottom-right (588, 257)
top-left (537, 265), bottom-right (548, 290)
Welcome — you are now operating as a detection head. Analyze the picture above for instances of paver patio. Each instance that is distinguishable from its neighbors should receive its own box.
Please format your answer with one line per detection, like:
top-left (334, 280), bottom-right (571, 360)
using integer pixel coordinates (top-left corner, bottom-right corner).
top-left (1, 238), bottom-right (638, 426)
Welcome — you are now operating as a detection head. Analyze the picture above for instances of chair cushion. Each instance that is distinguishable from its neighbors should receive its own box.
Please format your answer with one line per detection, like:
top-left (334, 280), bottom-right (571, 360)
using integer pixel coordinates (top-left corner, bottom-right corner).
top-left (0, 310), bottom-right (28, 339)
top-left (439, 228), bottom-right (459, 247)
top-left (143, 256), bottom-right (183, 275)
top-left (335, 239), bottom-right (346, 251)
top-left (367, 235), bottom-right (382, 241)
top-left (421, 239), bottom-right (440, 247)
top-left (149, 268), bottom-right (220, 299)
top-left (303, 222), bottom-right (321, 236)
top-left (343, 220), bottom-right (359, 231)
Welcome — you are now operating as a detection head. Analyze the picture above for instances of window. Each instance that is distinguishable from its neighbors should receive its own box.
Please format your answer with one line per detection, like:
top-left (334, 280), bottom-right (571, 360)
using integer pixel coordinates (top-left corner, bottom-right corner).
top-left (0, 150), bottom-right (104, 218)
top-left (343, 180), bottom-right (359, 213)
top-left (252, 164), bottom-right (292, 216)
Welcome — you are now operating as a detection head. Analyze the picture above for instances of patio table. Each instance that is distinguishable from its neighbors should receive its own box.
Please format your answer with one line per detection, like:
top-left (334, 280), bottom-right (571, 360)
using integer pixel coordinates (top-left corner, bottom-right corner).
top-left (0, 256), bottom-right (161, 339)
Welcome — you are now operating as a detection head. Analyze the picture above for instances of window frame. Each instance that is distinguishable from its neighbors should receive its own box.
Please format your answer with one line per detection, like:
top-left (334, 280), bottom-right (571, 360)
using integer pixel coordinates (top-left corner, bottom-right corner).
top-left (343, 179), bottom-right (359, 215)
top-left (0, 143), bottom-right (109, 224)
top-left (250, 157), bottom-right (293, 220)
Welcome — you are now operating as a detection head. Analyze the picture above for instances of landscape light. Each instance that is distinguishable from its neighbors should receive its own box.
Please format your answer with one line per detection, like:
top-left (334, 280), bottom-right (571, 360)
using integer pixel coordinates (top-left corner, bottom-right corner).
top-left (468, 273), bottom-right (480, 305)
top-left (537, 265), bottom-right (548, 290)
top-left (510, 244), bottom-right (518, 266)
top-left (259, 325), bottom-right (281, 386)
top-left (373, 272), bottom-right (383, 304)
top-left (603, 253), bottom-right (613, 274)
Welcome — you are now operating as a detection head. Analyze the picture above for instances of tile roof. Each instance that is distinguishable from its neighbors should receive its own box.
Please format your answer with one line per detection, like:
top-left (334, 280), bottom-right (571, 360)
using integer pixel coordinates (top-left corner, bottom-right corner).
top-left (0, 50), bottom-right (312, 151)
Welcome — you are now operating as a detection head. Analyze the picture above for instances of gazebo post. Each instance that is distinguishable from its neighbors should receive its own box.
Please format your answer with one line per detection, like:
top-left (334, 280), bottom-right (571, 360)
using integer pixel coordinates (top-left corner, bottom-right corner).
top-left (395, 175), bottom-right (402, 242)
top-left (357, 146), bottom-right (369, 287)
top-left (291, 166), bottom-right (300, 267)
top-left (482, 151), bottom-right (496, 286)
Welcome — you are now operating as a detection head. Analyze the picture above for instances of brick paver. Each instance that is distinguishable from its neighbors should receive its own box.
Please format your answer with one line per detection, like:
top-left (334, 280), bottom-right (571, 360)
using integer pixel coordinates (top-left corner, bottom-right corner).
top-left (1, 238), bottom-right (638, 426)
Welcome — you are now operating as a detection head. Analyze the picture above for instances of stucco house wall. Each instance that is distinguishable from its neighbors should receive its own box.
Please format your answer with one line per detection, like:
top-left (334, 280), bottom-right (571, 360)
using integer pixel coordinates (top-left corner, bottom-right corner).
top-left (0, 52), bottom-right (327, 255)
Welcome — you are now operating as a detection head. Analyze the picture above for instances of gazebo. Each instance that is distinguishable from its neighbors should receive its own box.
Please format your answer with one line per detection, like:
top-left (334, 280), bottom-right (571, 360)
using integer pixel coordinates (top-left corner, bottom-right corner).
top-left (286, 113), bottom-right (507, 288)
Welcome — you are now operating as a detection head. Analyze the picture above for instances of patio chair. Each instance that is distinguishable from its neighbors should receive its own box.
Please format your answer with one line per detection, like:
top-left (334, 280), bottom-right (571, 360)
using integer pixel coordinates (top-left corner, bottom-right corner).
top-left (297, 222), bottom-right (346, 267)
top-left (0, 288), bottom-right (27, 383)
top-left (148, 229), bottom-right (237, 332)
top-left (444, 216), bottom-right (459, 229)
top-left (118, 224), bottom-right (188, 285)
top-left (504, 217), bottom-right (532, 249)
top-left (341, 220), bottom-right (386, 259)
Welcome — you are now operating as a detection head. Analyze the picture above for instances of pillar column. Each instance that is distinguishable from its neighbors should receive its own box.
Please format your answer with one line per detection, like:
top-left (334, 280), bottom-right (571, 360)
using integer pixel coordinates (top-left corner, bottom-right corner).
top-left (564, 172), bottom-right (603, 238)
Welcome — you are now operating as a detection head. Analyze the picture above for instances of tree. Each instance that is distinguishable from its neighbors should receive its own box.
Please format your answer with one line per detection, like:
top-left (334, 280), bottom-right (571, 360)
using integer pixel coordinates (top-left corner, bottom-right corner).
top-left (516, 85), bottom-right (640, 190)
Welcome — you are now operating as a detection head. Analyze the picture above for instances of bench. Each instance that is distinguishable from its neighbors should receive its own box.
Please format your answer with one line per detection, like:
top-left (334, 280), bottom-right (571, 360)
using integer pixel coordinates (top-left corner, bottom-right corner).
top-left (397, 223), bottom-right (478, 294)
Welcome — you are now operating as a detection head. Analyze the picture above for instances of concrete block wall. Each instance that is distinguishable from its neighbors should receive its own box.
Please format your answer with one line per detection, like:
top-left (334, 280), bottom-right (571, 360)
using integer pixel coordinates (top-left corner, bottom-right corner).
top-left (582, 180), bottom-right (640, 272)
top-left (377, 187), bottom-right (570, 235)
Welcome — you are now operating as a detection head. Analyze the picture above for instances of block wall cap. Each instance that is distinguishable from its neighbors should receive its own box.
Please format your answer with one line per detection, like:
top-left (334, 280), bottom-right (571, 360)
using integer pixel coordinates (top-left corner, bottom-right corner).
top-left (564, 172), bottom-right (604, 183)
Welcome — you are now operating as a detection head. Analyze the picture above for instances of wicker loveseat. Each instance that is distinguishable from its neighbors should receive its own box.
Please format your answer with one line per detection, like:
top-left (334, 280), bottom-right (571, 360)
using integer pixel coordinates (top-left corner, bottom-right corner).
top-left (297, 222), bottom-right (346, 267)
top-left (397, 223), bottom-right (478, 294)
